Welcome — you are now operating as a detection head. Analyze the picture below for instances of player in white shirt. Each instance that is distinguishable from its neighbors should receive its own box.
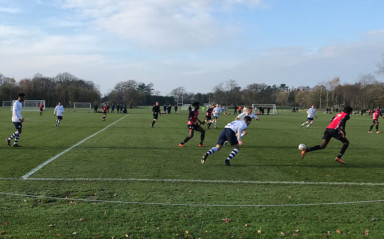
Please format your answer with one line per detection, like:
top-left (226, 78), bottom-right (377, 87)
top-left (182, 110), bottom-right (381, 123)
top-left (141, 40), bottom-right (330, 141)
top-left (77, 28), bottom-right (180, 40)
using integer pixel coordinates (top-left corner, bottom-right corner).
top-left (301, 105), bottom-right (317, 128)
top-left (235, 106), bottom-right (259, 138)
top-left (212, 104), bottom-right (222, 128)
top-left (54, 101), bottom-right (64, 127)
top-left (201, 116), bottom-right (252, 166)
top-left (6, 93), bottom-right (25, 147)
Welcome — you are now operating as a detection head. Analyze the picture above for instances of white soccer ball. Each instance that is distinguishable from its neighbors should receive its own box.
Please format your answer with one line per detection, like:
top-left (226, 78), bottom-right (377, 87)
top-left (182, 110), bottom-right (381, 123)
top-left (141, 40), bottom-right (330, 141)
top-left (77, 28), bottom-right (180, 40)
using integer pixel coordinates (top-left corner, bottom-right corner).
top-left (298, 144), bottom-right (306, 151)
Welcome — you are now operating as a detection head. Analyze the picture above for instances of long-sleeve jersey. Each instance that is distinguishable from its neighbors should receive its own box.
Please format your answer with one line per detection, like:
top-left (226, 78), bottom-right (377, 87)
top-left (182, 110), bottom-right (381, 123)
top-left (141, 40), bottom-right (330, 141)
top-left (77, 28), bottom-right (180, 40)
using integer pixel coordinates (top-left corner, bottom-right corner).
top-left (212, 107), bottom-right (222, 117)
top-left (12, 100), bottom-right (23, 122)
top-left (327, 112), bottom-right (350, 131)
top-left (225, 120), bottom-right (248, 140)
top-left (54, 105), bottom-right (64, 117)
top-left (152, 105), bottom-right (160, 114)
top-left (236, 112), bottom-right (258, 121)
top-left (307, 108), bottom-right (316, 118)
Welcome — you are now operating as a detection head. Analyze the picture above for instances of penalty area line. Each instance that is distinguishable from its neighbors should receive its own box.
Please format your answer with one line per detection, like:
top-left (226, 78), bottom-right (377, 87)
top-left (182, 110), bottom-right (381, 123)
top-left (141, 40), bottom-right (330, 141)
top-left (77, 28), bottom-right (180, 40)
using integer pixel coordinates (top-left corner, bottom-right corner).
top-left (1, 191), bottom-right (384, 207)
top-left (20, 115), bottom-right (129, 180)
top-left (9, 177), bottom-right (384, 187)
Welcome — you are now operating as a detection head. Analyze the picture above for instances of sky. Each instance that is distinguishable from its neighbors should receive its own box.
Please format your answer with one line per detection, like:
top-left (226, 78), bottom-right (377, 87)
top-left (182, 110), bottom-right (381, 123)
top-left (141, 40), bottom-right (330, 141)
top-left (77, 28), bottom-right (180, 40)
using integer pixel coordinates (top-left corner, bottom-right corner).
top-left (1, 0), bottom-right (384, 96)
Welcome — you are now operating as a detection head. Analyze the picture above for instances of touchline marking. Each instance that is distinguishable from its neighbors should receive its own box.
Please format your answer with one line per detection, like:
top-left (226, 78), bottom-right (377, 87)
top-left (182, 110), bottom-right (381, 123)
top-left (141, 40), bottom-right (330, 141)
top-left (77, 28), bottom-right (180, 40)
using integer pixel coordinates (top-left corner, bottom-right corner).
top-left (20, 115), bottom-right (129, 180)
top-left (5, 177), bottom-right (384, 187)
top-left (0, 191), bottom-right (383, 207)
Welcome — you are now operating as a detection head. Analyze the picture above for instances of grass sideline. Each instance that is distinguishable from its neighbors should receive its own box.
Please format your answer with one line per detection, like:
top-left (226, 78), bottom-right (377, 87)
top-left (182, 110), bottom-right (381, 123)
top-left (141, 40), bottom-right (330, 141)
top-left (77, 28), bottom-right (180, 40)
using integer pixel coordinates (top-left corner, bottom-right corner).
top-left (0, 106), bottom-right (383, 238)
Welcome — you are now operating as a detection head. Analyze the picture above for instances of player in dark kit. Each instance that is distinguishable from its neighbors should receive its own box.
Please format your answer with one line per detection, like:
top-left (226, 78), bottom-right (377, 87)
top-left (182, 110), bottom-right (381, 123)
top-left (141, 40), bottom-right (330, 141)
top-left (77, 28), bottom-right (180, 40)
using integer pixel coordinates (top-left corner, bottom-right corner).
top-left (205, 104), bottom-right (214, 129)
top-left (368, 107), bottom-right (382, 134)
top-left (179, 102), bottom-right (205, 147)
top-left (151, 102), bottom-right (160, 128)
top-left (301, 106), bottom-right (353, 164)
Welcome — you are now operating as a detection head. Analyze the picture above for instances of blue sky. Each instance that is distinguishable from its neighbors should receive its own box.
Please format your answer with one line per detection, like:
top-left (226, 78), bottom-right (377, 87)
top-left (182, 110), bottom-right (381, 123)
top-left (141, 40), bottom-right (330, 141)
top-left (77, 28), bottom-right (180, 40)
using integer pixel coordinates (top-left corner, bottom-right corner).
top-left (1, 0), bottom-right (383, 95)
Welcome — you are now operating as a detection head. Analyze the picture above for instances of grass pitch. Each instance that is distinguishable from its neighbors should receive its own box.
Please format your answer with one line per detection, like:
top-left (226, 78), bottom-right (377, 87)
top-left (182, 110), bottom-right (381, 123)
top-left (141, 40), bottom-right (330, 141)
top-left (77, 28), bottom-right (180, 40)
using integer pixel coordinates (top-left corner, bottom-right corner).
top-left (0, 107), bottom-right (383, 238)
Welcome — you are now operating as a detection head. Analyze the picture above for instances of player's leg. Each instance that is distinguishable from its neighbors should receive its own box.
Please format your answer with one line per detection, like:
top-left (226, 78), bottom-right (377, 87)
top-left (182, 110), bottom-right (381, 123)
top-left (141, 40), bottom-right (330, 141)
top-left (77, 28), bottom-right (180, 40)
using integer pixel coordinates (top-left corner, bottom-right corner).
top-left (301, 138), bottom-right (330, 159)
top-left (225, 144), bottom-right (240, 166)
top-left (195, 126), bottom-right (205, 147)
top-left (368, 121), bottom-right (375, 133)
top-left (306, 120), bottom-right (314, 128)
top-left (300, 120), bottom-right (308, 127)
top-left (335, 137), bottom-right (349, 164)
top-left (201, 129), bottom-right (227, 163)
top-left (151, 114), bottom-right (158, 127)
top-left (179, 128), bottom-right (194, 146)
top-left (376, 121), bottom-right (380, 133)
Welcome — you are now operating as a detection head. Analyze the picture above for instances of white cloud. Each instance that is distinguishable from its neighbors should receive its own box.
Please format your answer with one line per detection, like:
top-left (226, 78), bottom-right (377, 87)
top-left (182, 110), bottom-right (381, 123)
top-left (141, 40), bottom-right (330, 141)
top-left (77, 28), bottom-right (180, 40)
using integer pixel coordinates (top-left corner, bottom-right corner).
top-left (0, 7), bottom-right (20, 14)
top-left (61, 0), bottom-right (264, 50)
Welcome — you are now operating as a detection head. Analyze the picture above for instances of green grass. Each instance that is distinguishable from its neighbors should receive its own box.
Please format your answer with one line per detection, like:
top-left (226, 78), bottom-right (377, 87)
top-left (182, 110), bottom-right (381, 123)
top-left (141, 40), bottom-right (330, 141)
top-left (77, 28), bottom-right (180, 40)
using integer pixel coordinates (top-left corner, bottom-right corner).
top-left (0, 107), bottom-right (383, 238)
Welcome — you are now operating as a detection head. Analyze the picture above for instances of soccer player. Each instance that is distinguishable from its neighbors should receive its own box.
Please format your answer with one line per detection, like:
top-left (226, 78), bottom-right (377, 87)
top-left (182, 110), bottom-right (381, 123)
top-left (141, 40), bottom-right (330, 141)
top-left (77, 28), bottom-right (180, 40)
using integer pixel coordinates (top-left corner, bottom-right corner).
top-left (6, 93), bottom-right (25, 147)
top-left (39, 102), bottom-right (44, 116)
top-left (201, 116), bottom-right (252, 166)
top-left (101, 103), bottom-right (107, 121)
top-left (212, 104), bottom-right (222, 128)
top-left (179, 102), bottom-right (205, 147)
top-left (151, 102), bottom-right (160, 128)
top-left (301, 105), bottom-right (316, 128)
top-left (235, 106), bottom-right (259, 138)
top-left (300, 106), bottom-right (353, 164)
top-left (54, 101), bottom-right (64, 127)
top-left (205, 104), bottom-right (215, 129)
top-left (368, 107), bottom-right (382, 134)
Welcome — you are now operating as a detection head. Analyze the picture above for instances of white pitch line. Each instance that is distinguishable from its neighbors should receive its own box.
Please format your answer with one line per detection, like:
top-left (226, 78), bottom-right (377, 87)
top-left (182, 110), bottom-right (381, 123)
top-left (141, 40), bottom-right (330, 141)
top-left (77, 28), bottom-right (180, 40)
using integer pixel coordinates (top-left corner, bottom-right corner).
top-left (1, 191), bottom-right (384, 207)
top-left (20, 115), bottom-right (129, 180)
top-left (8, 177), bottom-right (384, 187)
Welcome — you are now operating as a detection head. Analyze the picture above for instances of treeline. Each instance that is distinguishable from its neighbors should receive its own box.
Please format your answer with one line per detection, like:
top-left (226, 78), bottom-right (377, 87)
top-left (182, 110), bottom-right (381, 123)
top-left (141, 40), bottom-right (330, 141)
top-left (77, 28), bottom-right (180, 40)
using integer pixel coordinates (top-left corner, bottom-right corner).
top-left (169, 76), bottom-right (384, 110)
top-left (1, 73), bottom-right (384, 110)
top-left (0, 73), bottom-right (100, 107)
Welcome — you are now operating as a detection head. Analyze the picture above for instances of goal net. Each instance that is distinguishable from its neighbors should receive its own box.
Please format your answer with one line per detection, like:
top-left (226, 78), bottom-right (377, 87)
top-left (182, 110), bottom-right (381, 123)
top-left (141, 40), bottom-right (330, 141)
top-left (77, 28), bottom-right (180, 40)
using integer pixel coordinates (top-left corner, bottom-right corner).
top-left (73, 102), bottom-right (92, 109)
top-left (2, 101), bottom-right (12, 107)
top-left (252, 104), bottom-right (277, 115)
top-left (181, 104), bottom-right (191, 110)
top-left (11, 100), bottom-right (46, 111)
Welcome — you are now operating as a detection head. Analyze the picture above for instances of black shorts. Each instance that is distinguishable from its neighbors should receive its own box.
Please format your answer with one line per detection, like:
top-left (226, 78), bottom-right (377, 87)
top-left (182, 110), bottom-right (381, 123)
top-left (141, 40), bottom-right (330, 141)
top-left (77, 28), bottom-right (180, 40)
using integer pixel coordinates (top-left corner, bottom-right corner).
top-left (40, 108), bottom-right (43, 112)
top-left (322, 128), bottom-right (343, 141)
top-left (57, 116), bottom-right (63, 120)
top-left (188, 124), bottom-right (202, 131)
top-left (153, 113), bottom-right (158, 119)
top-left (307, 117), bottom-right (314, 121)
top-left (205, 116), bottom-right (212, 120)
top-left (217, 128), bottom-right (238, 146)
top-left (373, 119), bottom-right (379, 124)
top-left (13, 122), bottom-right (22, 130)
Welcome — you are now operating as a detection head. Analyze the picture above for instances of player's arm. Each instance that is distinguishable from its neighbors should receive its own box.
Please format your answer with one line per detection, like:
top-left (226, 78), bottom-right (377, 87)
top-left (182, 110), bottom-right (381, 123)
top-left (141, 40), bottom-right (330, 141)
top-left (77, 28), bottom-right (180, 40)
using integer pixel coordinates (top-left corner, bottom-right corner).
top-left (15, 104), bottom-right (23, 122)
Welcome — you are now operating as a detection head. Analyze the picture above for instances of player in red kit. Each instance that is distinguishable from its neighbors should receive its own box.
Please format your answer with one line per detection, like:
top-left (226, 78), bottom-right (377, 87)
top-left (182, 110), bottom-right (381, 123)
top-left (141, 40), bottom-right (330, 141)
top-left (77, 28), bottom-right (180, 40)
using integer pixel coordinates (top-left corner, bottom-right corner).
top-left (205, 104), bottom-right (214, 129)
top-left (300, 106), bottom-right (353, 164)
top-left (179, 102), bottom-right (205, 147)
top-left (368, 107), bottom-right (382, 134)
top-left (101, 103), bottom-right (107, 121)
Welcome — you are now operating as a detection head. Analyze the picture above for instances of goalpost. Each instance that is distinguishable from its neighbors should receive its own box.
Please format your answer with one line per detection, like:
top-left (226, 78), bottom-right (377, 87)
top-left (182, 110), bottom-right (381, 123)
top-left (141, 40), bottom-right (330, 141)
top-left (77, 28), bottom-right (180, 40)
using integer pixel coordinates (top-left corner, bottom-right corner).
top-left (252, 104), bottom-right (277, 115)
top-left (11, 100), bottom-right (46, 111)
top-left (2, 101), bottom-right (12, 107)
top-left (181, 104), bottom-right (191, 110)
top-left (73, 102), bottom-right (92, 109)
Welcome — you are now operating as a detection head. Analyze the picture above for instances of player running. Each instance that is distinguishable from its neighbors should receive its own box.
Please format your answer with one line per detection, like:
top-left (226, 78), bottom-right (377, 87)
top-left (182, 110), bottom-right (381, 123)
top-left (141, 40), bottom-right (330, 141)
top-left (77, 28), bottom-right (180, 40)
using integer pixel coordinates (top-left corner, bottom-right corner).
top-left (205, 104), bottom-right (215, 129)
top-left (300, 106), bottom-right (353, 164)
top-left (151, 102), bottom-right (160, 128)
top-left (39, 102), bottom-right (44, 116)
top-left (179, 102), bottom-right (205, 147)
top-left (54, 101), bottom-right (64, 127)
top-left (301, 105), bottom-right (316, 128)
top-left (6, 93), bottom-right (25, 147)
top-left (212, 104), bottom-right (222, 128)
top-left (368, 107), bottom-right (382, 134)
top-left (101, 103), bottom-right (107, 121)
top-left (201, 116), bottom-right (252, 166)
